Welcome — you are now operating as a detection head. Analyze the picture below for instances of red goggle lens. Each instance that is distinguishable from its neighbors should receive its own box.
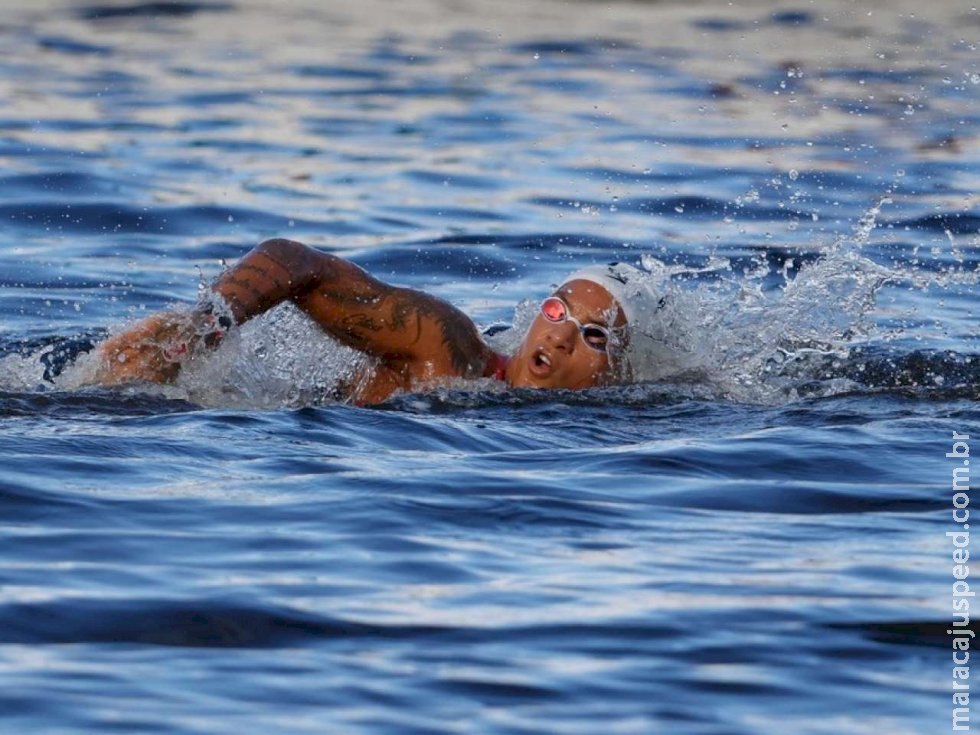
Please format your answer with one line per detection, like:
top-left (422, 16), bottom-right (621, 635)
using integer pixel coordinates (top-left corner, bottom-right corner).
top-left (541, 297), bottom-right (567, 322)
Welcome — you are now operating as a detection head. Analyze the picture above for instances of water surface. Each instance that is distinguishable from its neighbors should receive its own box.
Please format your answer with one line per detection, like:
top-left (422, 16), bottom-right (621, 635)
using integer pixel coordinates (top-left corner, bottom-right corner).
top-left (1, 1), bottom-right (978, 733)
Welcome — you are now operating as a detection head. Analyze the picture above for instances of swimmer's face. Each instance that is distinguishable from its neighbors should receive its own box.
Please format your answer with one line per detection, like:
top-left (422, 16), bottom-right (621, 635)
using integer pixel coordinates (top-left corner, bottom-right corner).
top-left (507, 279), bottom-right (627, 391)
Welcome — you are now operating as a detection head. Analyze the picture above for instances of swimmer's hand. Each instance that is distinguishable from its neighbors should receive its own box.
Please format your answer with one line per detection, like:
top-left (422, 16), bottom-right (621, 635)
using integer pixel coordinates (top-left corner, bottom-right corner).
top-left (95, 309), bottom-right (224, 385)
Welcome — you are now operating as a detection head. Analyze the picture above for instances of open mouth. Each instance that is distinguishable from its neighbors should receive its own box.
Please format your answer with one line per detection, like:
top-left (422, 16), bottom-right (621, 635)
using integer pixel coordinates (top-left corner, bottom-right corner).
top-left (529, 347), bottom-right (554, 377)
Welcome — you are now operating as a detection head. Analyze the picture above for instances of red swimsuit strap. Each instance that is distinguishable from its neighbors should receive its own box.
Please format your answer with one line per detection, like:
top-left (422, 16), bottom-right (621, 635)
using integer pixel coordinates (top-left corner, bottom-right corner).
top-left (483, 351), bottom-right (509, 381)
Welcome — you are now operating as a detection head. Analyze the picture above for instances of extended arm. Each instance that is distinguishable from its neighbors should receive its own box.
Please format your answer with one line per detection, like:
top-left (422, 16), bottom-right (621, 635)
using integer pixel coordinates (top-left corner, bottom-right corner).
top-left (96, 239), bottom-right (490, 385)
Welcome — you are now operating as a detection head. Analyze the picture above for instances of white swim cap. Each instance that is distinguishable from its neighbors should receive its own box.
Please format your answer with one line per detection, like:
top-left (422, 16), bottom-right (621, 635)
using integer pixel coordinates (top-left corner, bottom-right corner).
top-left (560, 262), bottom-right (667, 377)
top-left (561, 262), bottom-right (663, 325)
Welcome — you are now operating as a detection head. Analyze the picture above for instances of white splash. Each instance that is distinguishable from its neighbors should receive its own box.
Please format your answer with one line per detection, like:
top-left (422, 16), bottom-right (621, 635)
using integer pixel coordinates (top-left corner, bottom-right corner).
top-left (614, 198), bottom-right (979, 402)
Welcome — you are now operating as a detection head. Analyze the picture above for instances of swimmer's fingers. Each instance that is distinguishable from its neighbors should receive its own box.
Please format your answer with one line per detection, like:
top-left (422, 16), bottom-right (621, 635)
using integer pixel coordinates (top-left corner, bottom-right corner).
top-left (95, 312), bottom-right (194, 384)
top-left (96, 341), bottom-right (179, 384)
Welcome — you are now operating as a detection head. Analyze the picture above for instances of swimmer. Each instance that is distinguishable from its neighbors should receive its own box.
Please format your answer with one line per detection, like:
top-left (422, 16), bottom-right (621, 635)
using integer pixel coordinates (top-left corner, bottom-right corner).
top-left (93, 238), bottom-right (662, 404)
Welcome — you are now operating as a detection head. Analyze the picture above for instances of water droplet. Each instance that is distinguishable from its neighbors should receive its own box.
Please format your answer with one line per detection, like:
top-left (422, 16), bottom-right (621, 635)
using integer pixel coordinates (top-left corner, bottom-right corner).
top-left (788, 169), bottom-right (799, 181)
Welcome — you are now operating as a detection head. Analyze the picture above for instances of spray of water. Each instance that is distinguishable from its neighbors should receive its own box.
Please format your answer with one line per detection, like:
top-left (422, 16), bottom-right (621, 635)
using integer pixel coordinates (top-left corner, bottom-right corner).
top-left (151, 303), bottom-right (371, 409)
top-left (613, 198), bottom-right (979, 402)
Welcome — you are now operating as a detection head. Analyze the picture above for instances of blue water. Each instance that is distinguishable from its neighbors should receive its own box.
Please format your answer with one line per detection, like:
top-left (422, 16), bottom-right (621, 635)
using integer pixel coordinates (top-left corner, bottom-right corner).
top-left (1, 1), bottom-right (978, 733)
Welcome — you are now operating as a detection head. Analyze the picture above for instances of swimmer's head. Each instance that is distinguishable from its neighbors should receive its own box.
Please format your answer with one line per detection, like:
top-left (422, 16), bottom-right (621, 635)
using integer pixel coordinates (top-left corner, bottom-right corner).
top-left (506, 262), bottom-right (663, 390)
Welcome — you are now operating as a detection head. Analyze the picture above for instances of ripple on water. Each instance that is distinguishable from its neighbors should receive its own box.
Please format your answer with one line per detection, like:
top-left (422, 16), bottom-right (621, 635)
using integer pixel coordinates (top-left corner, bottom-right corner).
top-left (0, 0), bottom-right (974, 732)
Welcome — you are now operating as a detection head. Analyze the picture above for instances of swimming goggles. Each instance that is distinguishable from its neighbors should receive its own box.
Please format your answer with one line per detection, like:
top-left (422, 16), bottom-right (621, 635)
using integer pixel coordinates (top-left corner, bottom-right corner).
top-left (540, 296), bottom-right (618, 353)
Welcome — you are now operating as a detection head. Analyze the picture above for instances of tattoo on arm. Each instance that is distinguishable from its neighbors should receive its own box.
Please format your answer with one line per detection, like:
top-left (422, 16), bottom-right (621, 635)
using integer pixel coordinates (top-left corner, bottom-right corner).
top-left (238, 263), bottom-right (286, 291)
top-left (434, 312), bottom-right (484, 376)
top-left (210, 240), bottom-right (321, 323)
top-left (328, 291), bottom-right (482, 375)
top-left (389, 294), bottom-right (483, 376)
top-left (341, 313), bottom-right (384, 334)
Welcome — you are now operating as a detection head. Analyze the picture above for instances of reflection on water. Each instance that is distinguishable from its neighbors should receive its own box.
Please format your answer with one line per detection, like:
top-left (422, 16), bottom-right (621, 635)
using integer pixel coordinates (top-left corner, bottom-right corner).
top-left (0, 0), bottom-right (977, 733)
